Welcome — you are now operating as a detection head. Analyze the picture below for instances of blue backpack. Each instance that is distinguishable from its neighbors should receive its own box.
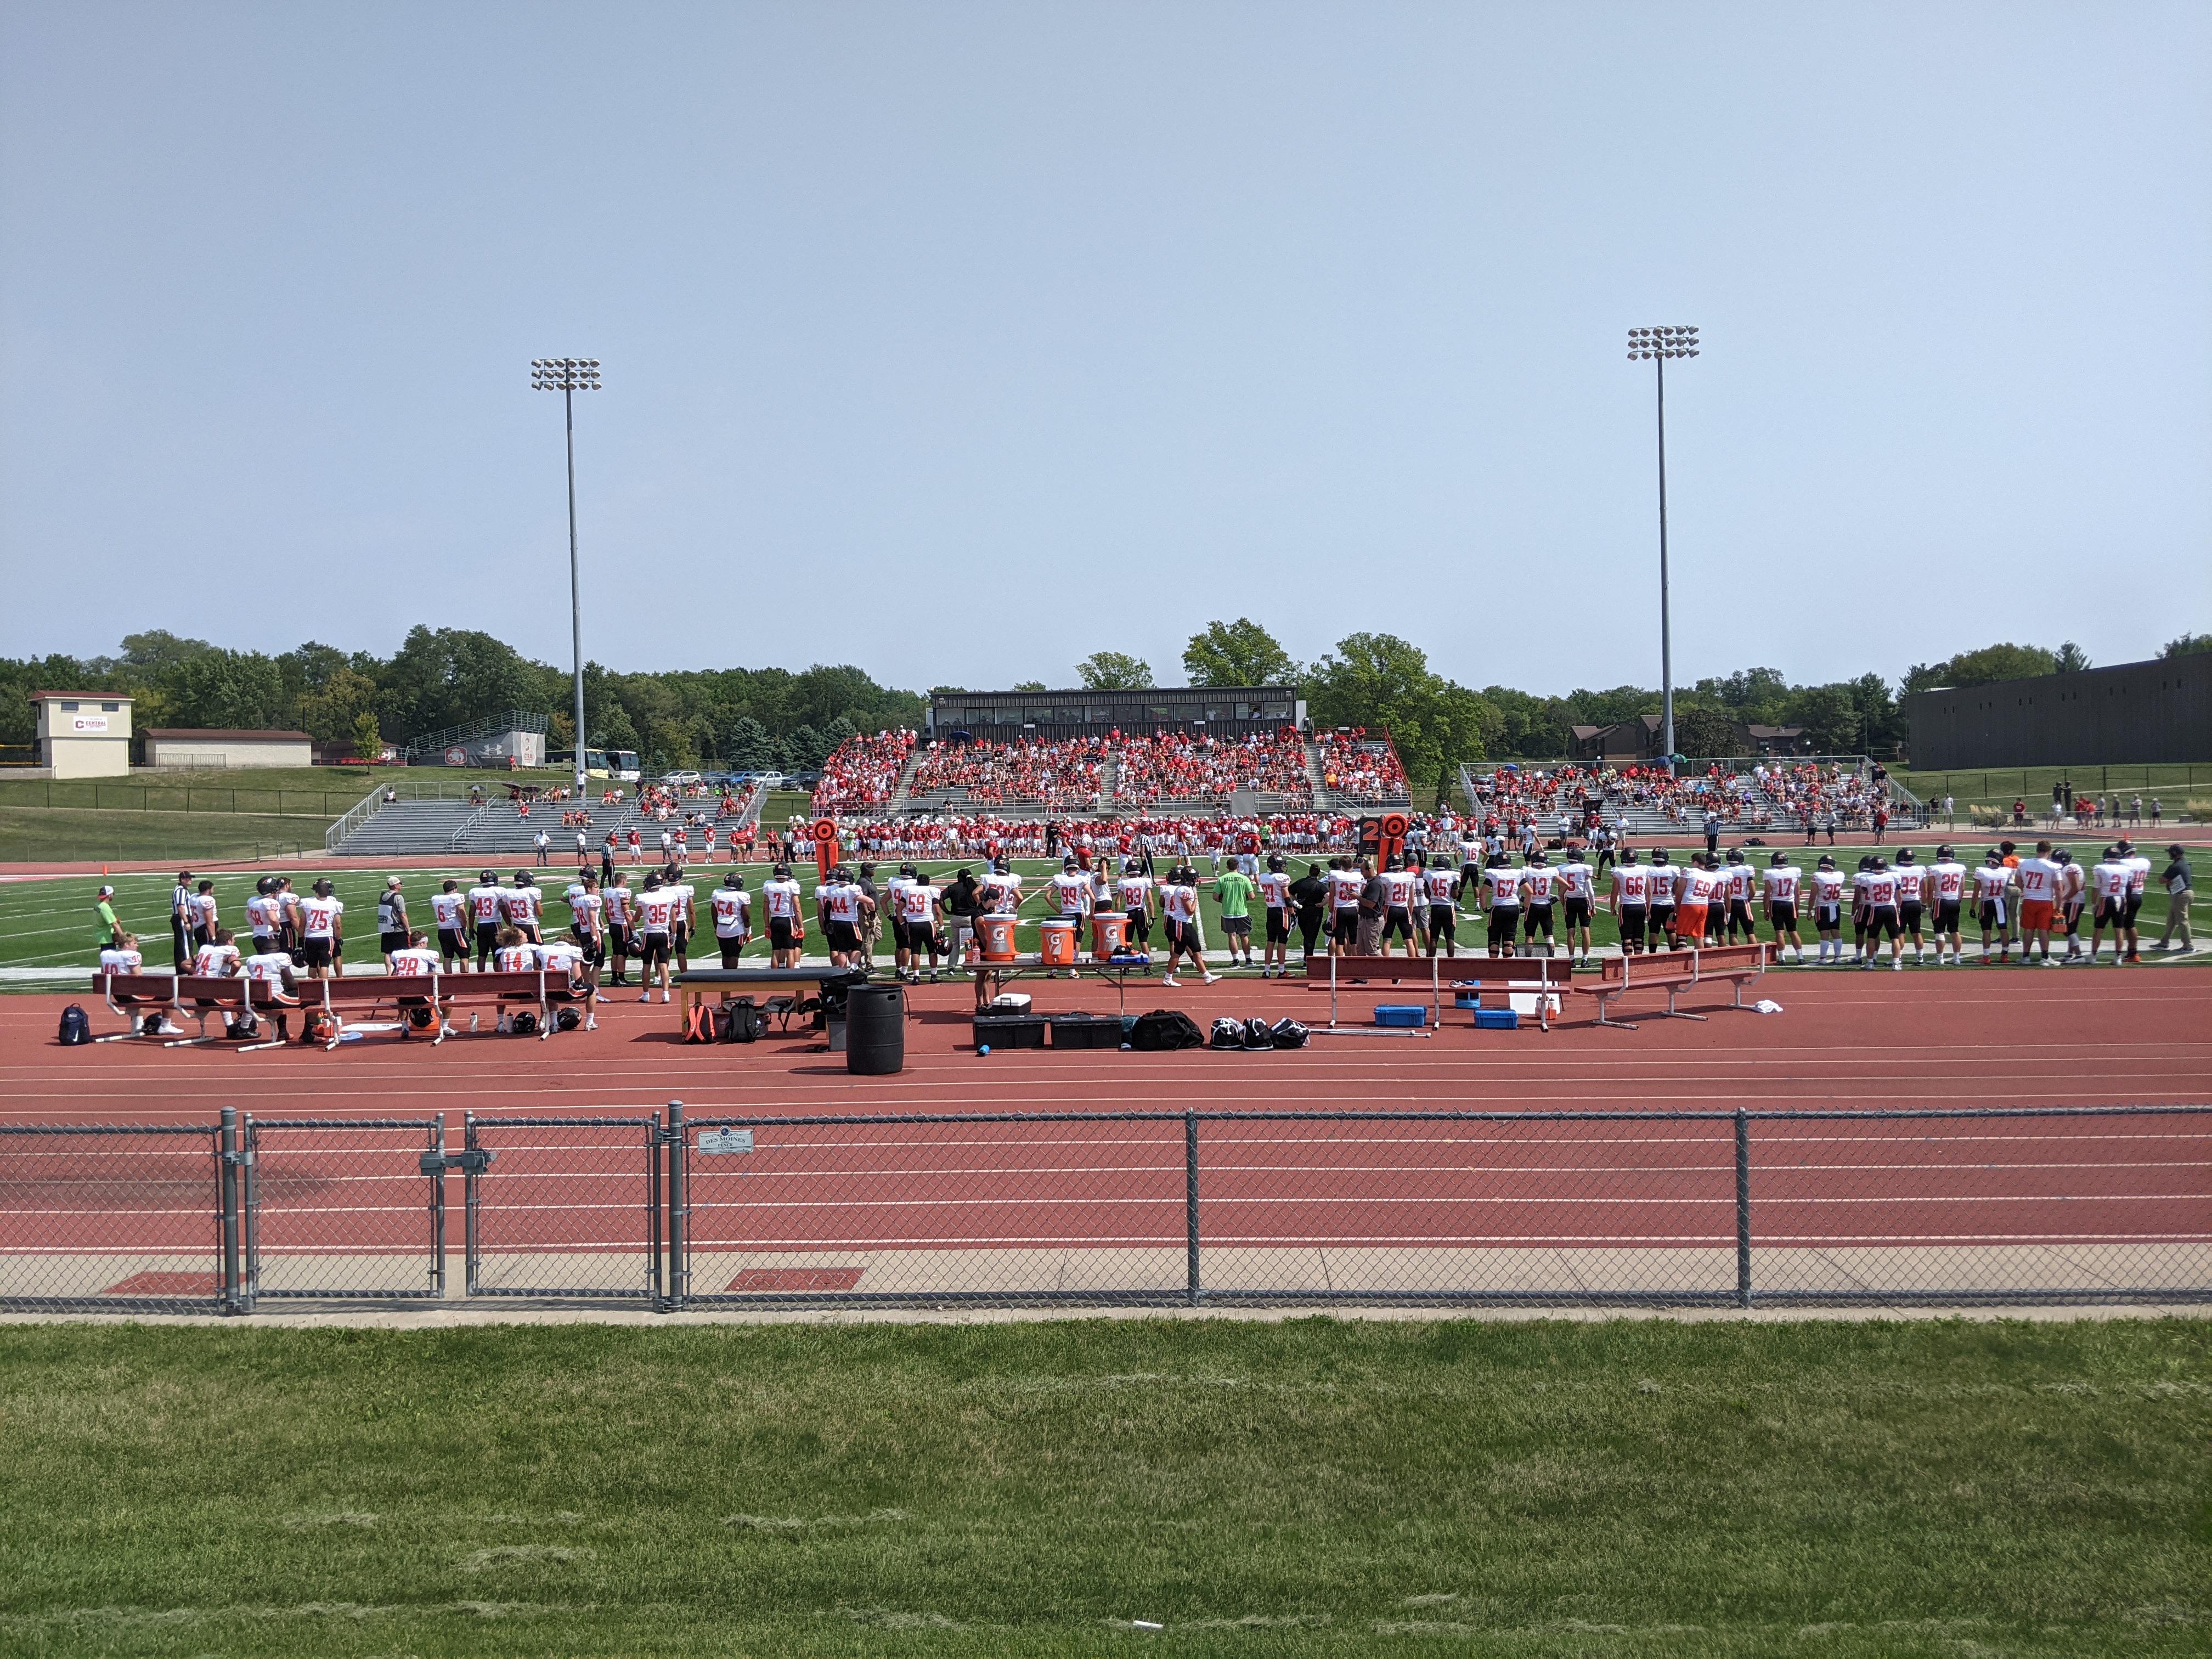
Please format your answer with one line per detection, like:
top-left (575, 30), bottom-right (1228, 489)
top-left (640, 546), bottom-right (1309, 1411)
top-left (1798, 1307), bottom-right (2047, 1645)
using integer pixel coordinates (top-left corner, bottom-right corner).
top-left (58, 1005), bottom-right (92, 1046)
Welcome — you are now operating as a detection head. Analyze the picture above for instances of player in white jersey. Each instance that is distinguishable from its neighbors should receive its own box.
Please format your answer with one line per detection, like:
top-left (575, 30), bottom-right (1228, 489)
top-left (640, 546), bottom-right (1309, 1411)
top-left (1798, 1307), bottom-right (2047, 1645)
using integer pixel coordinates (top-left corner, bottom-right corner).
top-left (99, 935), bottom-right (145, 978)
top-left (385, 928), bottom-right (458, 1038)
top-left (538, 928), bottom-right (600, 1030)
top-left (1520, 853), bottom-right (1561, 957)
top-left (246, 881), bottom-right (281, 958)
top-left (1807, 855), bottom-right (1847, 962)
top-left (668, 876), bottom-right (697, 974)
top-left (1480, 855), bottom-right (1525, 958)
top-left (631, 874), bottom-right (682, 1001)
top-left (191, 928), bottom-right (241, 979)
top-left (1722, 851), bottom-right (1758, 944)
top-left (2013, 843), bottom-right (2064, 965)
top-left (300, 880), bottom-right (346, 978)
top-left (1325, 859), bottom-right (1366, 957)
top-left (1925, 845), bottom-right (1968, 964)
top-left (240, 941), bottom-right (302, 1041)
top-left (467, 870), bottom-right (507, 970)
top-left (190, 881), bottom-right (218, 949)
top-left (2117, 838), bottom-right (2153, 963)
top-left (761, 863), bottom-right (805, 969)
top-left (1156, 870), bottom-right (1217, 986)
top-left (898, 873), bottom-right (944, 980)
top-left (1889, 848), bottom-right (1932, 964)
top-left (1857, 857), bottom-right (1904, 970)
top-left (1554, 850), bottom-right (1595, 965)
top-left (1257, 855), bottom-right (1294, 977)
top-left (2086, 847), bottom-right (2135, 964)
top-left (1969, 851), bottom-right (2015, 961)
top-left (429, 880), bottom-right (470, 972)
top-left (501, 871), bottom-right (545, 947)
top-left (602, 873), bottom-right (636, 985)
top-left (1118, 862), bottom-right (1157, 956)
top-left (815, 867), bottom-right (871, 968)
top-left (1417, 855), bottom-right (1462, 962)
top-left (709, 871), bottom-right (752, 968)
top-left (1379, 860), bottom-right (1421, 957)
top-left (1610, 850), bottom-right (1653, 954)
top-left (2054, 850), bottom-right (2088, 961)
top-left (1760, 854), bottom-right (1803, 962)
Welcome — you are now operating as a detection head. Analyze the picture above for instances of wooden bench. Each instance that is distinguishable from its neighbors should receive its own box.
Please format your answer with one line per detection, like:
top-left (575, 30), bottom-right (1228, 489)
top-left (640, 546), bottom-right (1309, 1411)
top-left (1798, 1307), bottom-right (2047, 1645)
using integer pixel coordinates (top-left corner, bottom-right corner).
top-left (92, 973), bottom-right (288, 1047)
top-left (671, 967), bottom-right (871, 1036)
top-left (1569, 942), bottom-right (1769, 1030)
top-left (290, 970), bottom-right (561, 1048)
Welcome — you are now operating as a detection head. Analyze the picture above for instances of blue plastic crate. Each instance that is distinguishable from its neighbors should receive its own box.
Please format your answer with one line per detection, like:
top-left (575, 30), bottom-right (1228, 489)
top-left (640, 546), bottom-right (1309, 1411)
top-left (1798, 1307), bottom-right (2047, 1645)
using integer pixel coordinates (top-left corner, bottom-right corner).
top-left (1473, 1008), bottom-right (1519, 1030)
top-left (1373, 1005), bottom-right (1428, 1028)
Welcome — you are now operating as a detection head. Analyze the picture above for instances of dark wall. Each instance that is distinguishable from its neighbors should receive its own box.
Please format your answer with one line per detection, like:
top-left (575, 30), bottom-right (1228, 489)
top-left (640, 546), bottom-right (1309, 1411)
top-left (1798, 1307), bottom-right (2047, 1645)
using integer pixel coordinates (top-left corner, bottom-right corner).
top-left (1906, 657), bottom-right (2212, 769)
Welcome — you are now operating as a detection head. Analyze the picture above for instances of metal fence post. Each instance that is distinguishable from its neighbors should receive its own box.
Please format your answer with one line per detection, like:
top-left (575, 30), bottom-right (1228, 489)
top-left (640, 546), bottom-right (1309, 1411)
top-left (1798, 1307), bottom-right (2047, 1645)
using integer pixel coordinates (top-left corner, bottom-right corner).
top-left (430, 1113), bottom-right (447, 1298)
top-left (1184, 1108), bottom-right (1202, 1307)
top-left (1735, 1107), bottom-right (1752, 1308)
top-left (663, 1102), bottom-right (686, 1310)
top-left (219, 1108), bottom-right (245, 1315)
top-left (463, 1111), bottom-right (482, 1297)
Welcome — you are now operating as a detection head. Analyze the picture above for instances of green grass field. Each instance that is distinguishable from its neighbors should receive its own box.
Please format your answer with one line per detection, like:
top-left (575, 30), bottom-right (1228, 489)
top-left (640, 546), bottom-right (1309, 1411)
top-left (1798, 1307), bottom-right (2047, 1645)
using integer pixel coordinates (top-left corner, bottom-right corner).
top-left (1892, 764), bottom-right (2210, 818)
top-left (0, 806), bottom-right (339, 867)
top-left (7, 843), bottom-right (2206, 986)
top-left (0, 1317), bottom-right (2204, 1657)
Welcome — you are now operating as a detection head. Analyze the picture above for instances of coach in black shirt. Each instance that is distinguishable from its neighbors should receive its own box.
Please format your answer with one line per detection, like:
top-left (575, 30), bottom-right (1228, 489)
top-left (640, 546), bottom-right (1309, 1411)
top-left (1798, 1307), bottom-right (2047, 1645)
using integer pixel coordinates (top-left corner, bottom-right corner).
top-left (1289, 862), bottom-right (1328, 967)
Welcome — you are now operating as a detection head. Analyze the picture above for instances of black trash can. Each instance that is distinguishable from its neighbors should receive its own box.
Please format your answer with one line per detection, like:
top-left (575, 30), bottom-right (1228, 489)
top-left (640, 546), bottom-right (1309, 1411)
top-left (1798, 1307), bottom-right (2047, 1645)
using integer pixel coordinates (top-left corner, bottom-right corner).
top-left (845, 984), bottom-right (905, 1076)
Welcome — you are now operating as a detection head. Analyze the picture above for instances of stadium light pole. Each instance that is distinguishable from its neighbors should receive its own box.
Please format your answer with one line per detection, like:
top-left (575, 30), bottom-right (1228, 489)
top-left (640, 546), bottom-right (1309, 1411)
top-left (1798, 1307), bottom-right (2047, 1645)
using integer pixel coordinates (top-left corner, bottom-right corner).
top-left (532, 358), bottom-right (601, 797)
top-left (1626, 326), bottom-right (1697, 773)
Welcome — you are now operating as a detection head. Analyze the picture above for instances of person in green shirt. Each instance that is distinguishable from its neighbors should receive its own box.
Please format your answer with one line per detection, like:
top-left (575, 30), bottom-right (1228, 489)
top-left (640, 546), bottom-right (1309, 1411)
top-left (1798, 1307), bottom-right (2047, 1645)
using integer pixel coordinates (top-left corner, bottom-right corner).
top-left (93, 884), bottom-right (122, 950)
top-left (1214, 865), bottom-right (1256, 969)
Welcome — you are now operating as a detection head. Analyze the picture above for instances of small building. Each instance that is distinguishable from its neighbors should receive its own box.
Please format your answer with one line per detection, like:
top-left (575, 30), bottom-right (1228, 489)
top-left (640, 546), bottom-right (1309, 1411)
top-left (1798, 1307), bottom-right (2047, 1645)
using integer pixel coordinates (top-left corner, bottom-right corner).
top-left (1568, 714), bottom-right (1664, 763)
top-left (1746, 724), bottom-right (1810, 756)
top-left (144, 728), bottom-right (314, 769)
top-left (30, 691), bottom-right (134, 779)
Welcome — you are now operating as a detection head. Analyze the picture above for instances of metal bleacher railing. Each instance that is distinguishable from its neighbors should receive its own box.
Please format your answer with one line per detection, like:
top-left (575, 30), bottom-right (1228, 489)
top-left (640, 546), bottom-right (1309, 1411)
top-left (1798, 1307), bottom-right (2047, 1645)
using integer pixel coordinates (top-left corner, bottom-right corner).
top-left (3, 1104), bottom-right (2204, 1314)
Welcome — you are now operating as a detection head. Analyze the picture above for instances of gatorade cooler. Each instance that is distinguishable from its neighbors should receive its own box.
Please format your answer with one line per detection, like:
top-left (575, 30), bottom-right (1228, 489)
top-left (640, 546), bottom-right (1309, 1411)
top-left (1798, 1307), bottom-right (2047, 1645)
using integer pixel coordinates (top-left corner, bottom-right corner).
top-left (1090, 912), bottom-right (1127, 959)
top-left (979, 915), bottom-right (1019, 962)
top-left (1039, 920), bottom-right (1078, 967)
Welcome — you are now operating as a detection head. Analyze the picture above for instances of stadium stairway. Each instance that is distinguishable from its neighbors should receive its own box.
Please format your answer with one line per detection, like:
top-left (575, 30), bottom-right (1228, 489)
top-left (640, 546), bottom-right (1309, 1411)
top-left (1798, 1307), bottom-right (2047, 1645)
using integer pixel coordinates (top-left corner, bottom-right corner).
top-left (330, 799), bottom-right (482, 856)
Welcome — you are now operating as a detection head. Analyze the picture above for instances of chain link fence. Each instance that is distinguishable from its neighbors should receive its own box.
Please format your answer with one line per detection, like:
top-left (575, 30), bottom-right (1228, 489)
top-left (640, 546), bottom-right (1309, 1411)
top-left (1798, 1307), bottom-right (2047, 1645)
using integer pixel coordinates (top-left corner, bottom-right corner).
top-left (2, 1105), bottom-right (2204, 1313)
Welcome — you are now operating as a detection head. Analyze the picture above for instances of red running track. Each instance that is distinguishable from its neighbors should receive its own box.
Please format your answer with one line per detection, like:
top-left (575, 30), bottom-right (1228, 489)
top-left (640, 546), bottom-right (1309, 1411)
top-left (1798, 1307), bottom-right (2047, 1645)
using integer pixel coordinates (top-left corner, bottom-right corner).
top-left (1, 972), bottom-right (2207, 1276)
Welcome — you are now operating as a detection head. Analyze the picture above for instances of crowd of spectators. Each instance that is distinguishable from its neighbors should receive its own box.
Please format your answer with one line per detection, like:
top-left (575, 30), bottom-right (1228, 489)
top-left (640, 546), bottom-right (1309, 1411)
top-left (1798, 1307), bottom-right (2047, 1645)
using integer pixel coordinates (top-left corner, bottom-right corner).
top-left (1114, 729), bottom-right (1312, 804)
top-left (905, 736), bottom-right (1109, 810)
top-left (810, 730), bottom-right (917, 815)
top-left (1312, 730), bottom-right (1408, 803)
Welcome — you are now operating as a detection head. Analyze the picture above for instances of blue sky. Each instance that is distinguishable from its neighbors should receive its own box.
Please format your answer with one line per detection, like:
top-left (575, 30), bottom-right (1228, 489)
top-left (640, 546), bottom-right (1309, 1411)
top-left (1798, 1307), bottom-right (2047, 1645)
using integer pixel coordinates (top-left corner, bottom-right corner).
top-left (2, 2), bottom-right (2206, 696)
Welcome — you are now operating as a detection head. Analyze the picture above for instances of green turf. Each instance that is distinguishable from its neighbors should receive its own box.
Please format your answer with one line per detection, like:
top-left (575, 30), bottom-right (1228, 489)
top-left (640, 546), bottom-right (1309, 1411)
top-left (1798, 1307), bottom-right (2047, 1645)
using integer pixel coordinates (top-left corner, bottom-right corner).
top-left (1893, 763), bottom-right (2211, 818)
top-left (0, 765), bottom-right (577, 815)
top-left (0, 806), bottom-right (343, 867)
top-left (0, 1317), bottom-right (2204, 1657)
top-left (7, 845), bottom-right (2206, 986)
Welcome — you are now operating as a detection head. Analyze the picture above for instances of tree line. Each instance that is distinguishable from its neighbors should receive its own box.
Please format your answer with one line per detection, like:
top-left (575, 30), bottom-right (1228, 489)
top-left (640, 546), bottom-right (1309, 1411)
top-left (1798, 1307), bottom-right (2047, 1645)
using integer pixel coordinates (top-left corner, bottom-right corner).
top-left (4, 622), bottom-right (2200, 782)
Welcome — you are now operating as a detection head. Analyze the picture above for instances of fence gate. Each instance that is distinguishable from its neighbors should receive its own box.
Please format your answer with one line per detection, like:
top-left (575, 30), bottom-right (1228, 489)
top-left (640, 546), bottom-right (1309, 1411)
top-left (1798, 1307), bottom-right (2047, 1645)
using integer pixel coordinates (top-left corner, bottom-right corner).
top-left (0, 1122), bottom-right (228, 1313)
top-left (241, 1118), bottom-right (444, 1311)
top-left (462, 1113), bottom-right (662, 1300)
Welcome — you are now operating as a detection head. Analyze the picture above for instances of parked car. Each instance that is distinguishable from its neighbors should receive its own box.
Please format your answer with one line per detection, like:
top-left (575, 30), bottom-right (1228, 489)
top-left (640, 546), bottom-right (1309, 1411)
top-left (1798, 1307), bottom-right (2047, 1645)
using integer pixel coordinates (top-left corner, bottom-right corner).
top-left (660, 770), bottom-right (703, 786)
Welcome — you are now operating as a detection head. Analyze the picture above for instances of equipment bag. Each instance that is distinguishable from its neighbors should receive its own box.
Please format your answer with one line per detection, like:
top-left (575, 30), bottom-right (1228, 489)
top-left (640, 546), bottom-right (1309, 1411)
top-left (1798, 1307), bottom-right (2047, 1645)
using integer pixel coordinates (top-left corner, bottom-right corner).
top-left (58, 1005), bottom-right (91, 1046)
top-left (720, 998), bottom-right (762, 1043)
top-left (682, 1002), bottom-right (714, 1043)
top-left (1130, 1008), bottom-right (1206, 1052)
top-left (1268, 1017), bottom-right (1310, 1050)
top-left (1209, 1017), bottom-right (1246, 1050)
top-left (1242, 1017), bottom-right (1276, 1050)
